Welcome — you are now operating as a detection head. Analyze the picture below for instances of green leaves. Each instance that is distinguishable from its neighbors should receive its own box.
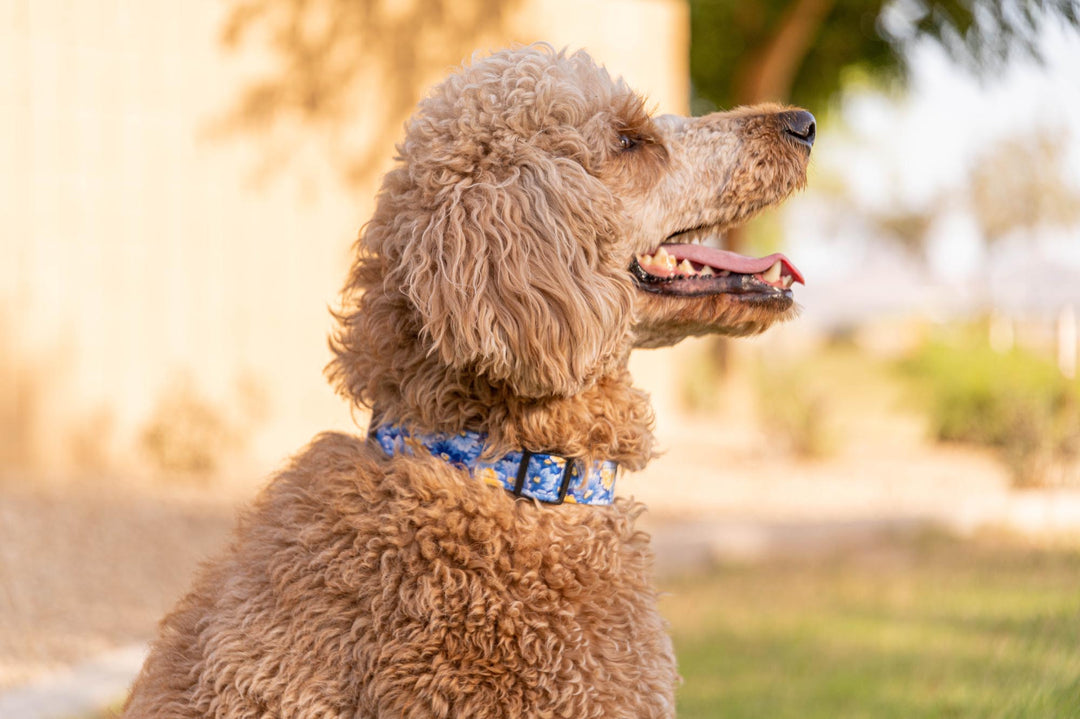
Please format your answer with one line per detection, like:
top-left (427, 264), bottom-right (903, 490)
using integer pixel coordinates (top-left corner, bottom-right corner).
top-left (689, 0), bottom-right (1080, 111)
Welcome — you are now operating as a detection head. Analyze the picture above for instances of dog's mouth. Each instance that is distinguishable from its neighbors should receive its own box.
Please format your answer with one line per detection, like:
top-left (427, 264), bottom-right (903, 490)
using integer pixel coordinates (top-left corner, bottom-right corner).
top-left (630, 225), bottom-right (804, 298)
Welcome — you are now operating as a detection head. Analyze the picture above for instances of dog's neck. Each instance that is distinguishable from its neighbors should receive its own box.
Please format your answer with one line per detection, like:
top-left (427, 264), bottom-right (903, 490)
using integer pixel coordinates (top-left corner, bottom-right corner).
top-left (369, 423), bottom-right (621, 505)
top-left (370, 365), bottom-right (657, 472)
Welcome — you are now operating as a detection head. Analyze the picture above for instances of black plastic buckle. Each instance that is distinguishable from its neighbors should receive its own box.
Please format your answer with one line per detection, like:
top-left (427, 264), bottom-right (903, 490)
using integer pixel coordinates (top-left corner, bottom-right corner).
top-left (555, 458), bottom-right (577, 504)
top-left (513, 449), bottom-right (533, 497)
top-left (513, 451), bottom-right (579, 504)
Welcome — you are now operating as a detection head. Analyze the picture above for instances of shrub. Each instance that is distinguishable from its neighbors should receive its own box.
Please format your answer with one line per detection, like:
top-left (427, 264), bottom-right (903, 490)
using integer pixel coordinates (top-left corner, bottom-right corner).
top-left (901, 329), bottom-right (1080, 488)
top-left (757, 363), bottom-right (836, 460)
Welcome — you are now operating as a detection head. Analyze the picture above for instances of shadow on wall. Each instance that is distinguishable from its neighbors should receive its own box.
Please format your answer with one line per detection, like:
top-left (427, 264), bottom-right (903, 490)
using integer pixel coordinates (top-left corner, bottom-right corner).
top-left (215, 0), bottom-right (523, 187)
top-left (2, 0), bottom-right (687, 483)
top-left (139, 372), bottom-right (270, 483)
top-left (0, 319), bottom-right (41, 471)
top-left (0, 323), bottom-right (268, 483)
top-left (0, 318), bottom-right (115, 476)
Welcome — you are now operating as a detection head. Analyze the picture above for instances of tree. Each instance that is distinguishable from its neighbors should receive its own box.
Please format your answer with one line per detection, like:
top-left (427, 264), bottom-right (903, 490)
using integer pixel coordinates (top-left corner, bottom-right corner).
top-left (218, 0), bottom-right (1080, 192)
top-left (690, 0), bottom-right (1080, 255)
top-left (849, 126), bottom-right (1080, 262)
top-left (691, 0), bottom-right (1080, 112)
top-left (867, 205), bottom-right (940, 262)
top-left (969, 129), bottom-right (1080, 245)
top-left (688, 0), bottom-right (1079, 389)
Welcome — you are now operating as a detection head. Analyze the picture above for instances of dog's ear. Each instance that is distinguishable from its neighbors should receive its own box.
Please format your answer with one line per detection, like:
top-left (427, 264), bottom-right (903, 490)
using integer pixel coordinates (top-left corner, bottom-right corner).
top-left (392, 157), bottom-right (633, 398)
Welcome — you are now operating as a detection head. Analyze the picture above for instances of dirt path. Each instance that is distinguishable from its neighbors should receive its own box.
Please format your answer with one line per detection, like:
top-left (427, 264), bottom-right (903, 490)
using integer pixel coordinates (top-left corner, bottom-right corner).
top-left (0, 482), bottom-right (235, 689)
top-left (0, 644), bottom-right (146, 719)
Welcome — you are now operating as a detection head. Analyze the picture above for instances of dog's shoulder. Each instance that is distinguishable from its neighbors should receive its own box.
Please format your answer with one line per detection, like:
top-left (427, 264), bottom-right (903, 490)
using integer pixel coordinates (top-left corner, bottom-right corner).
top-left (248, 431), bottom-right (387, 526)
top-left (291, 430), bottom-right (373, 475)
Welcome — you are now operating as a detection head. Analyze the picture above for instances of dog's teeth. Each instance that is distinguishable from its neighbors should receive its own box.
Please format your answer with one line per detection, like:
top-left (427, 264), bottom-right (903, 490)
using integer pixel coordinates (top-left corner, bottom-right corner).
top-left (702, 232), bottom-right (725, 250)
top-left (762, 261), bottom-right (782, 284)
top-left (781, 275), bottom-right (793, 288)
top-left (652, 247), bottom-right (677, 272)
top-left (671, 226), bottom-right (726, 246)
top-left (677, 259), bottom-right (695, 275)
top-left (699, 265), bottom-right (715, 276)
top-left (636, 249), bottom-right (678, 277)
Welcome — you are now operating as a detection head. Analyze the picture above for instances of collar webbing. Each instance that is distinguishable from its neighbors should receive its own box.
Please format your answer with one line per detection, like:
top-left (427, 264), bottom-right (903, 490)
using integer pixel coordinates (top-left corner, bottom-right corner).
top-left (370, 423), bottom-right (618, 505)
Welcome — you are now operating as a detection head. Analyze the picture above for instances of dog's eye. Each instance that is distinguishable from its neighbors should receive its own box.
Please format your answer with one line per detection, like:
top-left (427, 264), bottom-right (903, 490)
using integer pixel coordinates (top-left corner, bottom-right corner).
top-left (618, 133), bottom-right (638, 151)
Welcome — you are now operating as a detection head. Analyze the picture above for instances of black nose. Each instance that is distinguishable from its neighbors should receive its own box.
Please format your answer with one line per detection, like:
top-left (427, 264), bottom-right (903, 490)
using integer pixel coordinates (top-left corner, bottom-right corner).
top-left (780, 110), bottom-right (816, 149)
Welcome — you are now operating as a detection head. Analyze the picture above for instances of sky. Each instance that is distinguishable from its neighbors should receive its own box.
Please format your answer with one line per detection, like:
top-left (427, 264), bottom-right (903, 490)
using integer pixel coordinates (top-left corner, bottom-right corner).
top-left (838, 19), bottom-right (1080, 210)
top-left (786, 15), bottom-right (1080, 324)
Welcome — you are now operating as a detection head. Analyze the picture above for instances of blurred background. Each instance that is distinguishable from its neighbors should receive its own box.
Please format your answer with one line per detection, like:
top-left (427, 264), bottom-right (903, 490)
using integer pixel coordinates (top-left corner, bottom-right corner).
top-left (2, 1), bottom-right (1079, 717)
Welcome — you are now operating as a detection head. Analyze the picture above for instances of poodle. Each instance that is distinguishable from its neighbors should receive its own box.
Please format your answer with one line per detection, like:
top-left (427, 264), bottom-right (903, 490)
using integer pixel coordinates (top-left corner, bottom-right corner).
top-left (123, 45), bottom-right (814, 718)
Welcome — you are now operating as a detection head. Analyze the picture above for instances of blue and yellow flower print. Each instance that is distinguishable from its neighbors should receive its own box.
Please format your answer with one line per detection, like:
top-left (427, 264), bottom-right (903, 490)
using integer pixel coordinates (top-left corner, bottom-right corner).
top-left (371, 423), bottom-right (618, 505)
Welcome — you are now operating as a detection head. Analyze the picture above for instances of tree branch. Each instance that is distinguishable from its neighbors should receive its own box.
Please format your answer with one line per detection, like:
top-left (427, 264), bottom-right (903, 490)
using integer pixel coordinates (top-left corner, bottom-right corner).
top-left (733, 0), bottom-right (839, 104)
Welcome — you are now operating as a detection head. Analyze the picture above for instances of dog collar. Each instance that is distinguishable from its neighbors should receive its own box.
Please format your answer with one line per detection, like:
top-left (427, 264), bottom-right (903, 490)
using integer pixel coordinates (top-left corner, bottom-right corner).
top-left (370, 423), bottom-right (618, 505)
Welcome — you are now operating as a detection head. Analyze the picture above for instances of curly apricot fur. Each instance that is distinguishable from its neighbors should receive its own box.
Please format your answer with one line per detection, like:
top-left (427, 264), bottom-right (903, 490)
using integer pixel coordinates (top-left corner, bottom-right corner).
top-left (124, 45), bottom-right (810, 718)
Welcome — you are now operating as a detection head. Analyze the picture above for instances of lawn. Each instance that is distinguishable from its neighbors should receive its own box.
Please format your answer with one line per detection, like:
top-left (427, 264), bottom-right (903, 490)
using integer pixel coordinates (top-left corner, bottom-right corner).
top-left (81, 533), bottom-right (1079, 718)
top-left (661, 531), bottom-right (1080, 718)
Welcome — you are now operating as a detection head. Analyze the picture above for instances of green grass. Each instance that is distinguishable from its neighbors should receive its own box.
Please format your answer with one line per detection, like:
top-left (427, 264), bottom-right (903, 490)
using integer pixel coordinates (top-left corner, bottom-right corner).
top-left (661, 532), bottom-right (1080, 718)
top-left (83, 533), bottom-right (1079, 718)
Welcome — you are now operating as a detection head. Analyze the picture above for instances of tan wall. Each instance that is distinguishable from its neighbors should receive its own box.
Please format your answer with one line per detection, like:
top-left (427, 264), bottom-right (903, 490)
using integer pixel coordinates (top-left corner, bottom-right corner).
top-left (1, 0), bottom-right (689, 479)
top-left (507, 0), bottom-right (689, 115)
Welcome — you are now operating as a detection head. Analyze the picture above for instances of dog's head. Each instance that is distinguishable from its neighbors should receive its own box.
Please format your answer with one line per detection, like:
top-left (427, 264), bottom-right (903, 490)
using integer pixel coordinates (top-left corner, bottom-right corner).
top-left (332, 45), bottom-right (812, 409)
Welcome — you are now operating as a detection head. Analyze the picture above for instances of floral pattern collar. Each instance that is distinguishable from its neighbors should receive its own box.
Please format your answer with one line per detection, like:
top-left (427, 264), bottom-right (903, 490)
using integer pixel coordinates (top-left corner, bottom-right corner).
top-left (370, 423), bottom-right (618, 505)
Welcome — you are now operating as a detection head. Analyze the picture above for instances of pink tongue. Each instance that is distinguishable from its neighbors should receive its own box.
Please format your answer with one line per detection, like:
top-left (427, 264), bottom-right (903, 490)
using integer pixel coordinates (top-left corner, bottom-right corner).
top-left (664, 243), bottom-right (805, 285)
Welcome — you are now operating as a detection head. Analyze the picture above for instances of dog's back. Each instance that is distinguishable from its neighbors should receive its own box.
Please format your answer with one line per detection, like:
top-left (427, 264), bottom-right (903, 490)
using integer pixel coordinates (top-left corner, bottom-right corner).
top-left (124, 433), bottom-right (675, 717)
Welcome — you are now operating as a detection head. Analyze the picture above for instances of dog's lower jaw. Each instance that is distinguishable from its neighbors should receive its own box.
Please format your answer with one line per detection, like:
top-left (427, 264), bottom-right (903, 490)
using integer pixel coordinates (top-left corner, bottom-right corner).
top-left (630, 291), bottom-right (800, 349)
